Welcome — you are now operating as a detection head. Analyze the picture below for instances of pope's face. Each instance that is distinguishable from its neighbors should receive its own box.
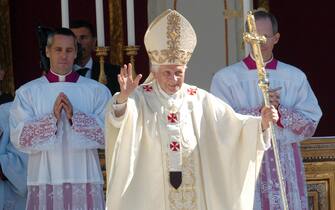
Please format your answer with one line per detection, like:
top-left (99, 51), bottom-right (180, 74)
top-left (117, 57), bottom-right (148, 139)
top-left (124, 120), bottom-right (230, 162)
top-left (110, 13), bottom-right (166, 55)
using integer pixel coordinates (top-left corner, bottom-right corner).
top-left (46, 34), bottom-right (77, 75)
top-left (153, 65), bottom-right (186, 95)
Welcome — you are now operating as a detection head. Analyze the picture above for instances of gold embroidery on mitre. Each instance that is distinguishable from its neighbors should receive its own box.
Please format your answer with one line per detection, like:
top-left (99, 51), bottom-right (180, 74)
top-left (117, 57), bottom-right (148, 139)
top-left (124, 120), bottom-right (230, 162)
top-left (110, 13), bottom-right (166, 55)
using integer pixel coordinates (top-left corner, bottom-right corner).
top-left (167, 12), bottom-right (181, 63)
top-left (147, 50), bottom-right (192, 65)
top-left (147, 11), bottom-right (193, 65)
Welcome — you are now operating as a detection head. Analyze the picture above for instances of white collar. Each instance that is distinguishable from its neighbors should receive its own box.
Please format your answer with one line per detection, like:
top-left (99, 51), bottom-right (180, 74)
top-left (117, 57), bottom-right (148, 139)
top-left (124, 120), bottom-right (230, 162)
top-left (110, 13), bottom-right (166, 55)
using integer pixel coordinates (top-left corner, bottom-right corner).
top-left (154, 81), bottom-right (185, 113)
top-left (250, 53), bottom-right (274, 65)
top-left (49, 69), bottom-right (72, 82)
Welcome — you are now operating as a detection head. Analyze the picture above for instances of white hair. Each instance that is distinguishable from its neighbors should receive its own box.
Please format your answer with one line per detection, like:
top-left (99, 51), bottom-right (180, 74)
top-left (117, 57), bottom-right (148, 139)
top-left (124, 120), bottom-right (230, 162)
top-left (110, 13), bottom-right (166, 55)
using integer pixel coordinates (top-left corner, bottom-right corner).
top-left (149, 63), bottom-right (187, 72)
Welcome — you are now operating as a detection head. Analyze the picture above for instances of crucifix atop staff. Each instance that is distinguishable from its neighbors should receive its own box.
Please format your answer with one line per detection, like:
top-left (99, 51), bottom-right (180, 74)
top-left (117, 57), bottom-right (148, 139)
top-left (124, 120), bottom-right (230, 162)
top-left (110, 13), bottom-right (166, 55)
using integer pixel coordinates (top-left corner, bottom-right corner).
top-left (243, 11), bottom-right (289, 210)
top-left (243, 11), bottom-right (267, 86)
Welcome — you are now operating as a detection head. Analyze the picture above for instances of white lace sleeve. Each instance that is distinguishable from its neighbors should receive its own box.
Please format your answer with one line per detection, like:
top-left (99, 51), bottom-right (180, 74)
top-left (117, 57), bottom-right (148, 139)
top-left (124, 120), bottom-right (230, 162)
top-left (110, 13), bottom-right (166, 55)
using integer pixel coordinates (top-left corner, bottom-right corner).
top-left (18, 114), bottom-right (58, 148)
top-left (278, 105), bottom-right (318, 138)
top-left (10, 88), bottom-right (61, 153)
top-left (107, 94), bottom-right (127, 128)
top-left (236, 106), bottom-right (262, 116)
top-left (69, 111), bottom-right (104, 149)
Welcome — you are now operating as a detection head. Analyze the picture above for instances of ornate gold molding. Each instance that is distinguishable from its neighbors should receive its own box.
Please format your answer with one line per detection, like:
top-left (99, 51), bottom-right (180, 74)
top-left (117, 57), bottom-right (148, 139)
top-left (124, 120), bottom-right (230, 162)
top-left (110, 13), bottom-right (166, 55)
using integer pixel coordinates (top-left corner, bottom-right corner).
top-left (304, 169), bottom-right (335, 210)
top-left (307, 180), bottom-right (329, 210)
top-left (222, 0), bottom-right (245, 65)
top-left (301, 138), bottom-right (335, 162)
top-left (302, 137), bottom-right (335, 210)
top-left (304, 162), bottom-right (335, 175)
top-left (108, 0), bottom-right (124, 65)
top-left (100, 0), bottom-right (124, 194)
top-left (0, 0), bottom-right (15, 94)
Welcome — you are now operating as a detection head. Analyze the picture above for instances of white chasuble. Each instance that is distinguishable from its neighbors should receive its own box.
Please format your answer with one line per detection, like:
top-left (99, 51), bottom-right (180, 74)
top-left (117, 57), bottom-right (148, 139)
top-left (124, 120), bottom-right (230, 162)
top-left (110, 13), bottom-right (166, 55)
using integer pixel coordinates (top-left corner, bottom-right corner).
top-left (106, 80), bottom-right (270, 210)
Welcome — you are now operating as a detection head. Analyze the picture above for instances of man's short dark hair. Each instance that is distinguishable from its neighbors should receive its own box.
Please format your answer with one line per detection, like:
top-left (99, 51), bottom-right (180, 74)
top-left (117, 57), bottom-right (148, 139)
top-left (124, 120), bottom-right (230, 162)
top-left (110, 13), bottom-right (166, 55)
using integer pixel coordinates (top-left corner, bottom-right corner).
top-left (252, 10), bottom-right (278, 34)
top-left (70, 20), bottom-right (96, 37)
top-left (46, 28), bottom-right (77, 49)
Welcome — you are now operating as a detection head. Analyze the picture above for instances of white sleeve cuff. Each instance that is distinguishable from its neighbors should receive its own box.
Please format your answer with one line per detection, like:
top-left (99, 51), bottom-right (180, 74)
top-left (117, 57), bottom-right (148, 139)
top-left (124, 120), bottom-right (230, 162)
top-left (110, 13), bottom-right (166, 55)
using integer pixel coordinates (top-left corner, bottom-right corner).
top-left (108, 94), bottom-right (127, 128)
top-left (112, 101), bottom-right (127, 111)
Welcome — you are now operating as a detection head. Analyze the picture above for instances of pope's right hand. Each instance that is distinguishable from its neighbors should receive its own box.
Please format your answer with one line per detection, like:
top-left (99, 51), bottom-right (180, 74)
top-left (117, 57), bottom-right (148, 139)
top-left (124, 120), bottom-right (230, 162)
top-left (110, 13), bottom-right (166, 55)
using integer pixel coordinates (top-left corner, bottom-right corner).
top-left (116, 63), bottom-right (142, 104)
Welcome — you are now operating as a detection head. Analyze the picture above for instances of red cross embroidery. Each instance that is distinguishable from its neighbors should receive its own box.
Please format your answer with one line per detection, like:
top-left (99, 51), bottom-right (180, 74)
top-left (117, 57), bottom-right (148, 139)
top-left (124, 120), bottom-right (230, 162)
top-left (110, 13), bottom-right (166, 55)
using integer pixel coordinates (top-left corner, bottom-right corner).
top-left (187, 88), bottom-right (197, 95)
top-left (167, 113), bottom-right (178, 123)
top-left (170, 141), bottom-right (180, 151)
top-left (143, 85), bottom-right (153, 92)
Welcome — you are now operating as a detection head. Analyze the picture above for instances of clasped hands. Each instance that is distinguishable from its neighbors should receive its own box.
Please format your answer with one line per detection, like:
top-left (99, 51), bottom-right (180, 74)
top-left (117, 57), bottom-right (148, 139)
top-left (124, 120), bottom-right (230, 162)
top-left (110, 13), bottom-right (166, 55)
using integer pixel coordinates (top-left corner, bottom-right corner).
top-left (53, 92), bottom-right (73, 122)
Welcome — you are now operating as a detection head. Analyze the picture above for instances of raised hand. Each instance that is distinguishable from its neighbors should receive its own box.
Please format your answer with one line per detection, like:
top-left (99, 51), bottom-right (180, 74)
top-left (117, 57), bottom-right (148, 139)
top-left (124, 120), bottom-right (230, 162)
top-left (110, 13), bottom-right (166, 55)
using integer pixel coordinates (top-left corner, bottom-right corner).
top-left (117, 63), bottom-right (142, 104)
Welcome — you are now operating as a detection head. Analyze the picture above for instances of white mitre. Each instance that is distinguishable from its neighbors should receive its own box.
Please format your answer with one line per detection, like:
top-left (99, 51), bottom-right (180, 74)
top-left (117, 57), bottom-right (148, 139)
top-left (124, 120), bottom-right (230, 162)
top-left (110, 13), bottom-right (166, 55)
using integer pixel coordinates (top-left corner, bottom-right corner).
top-left (144, 9), bottom-right (197, 83)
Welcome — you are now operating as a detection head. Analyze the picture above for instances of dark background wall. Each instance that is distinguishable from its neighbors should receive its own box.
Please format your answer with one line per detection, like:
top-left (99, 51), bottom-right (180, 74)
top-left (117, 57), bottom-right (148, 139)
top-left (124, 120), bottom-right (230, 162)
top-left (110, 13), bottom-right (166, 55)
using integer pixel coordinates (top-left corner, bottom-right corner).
top-left (253, 1), bottom-right (333, 136)
top-left (10, 0), bottom-right (61, 87)
top-left (270, 2), bottom-right (333, 136)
